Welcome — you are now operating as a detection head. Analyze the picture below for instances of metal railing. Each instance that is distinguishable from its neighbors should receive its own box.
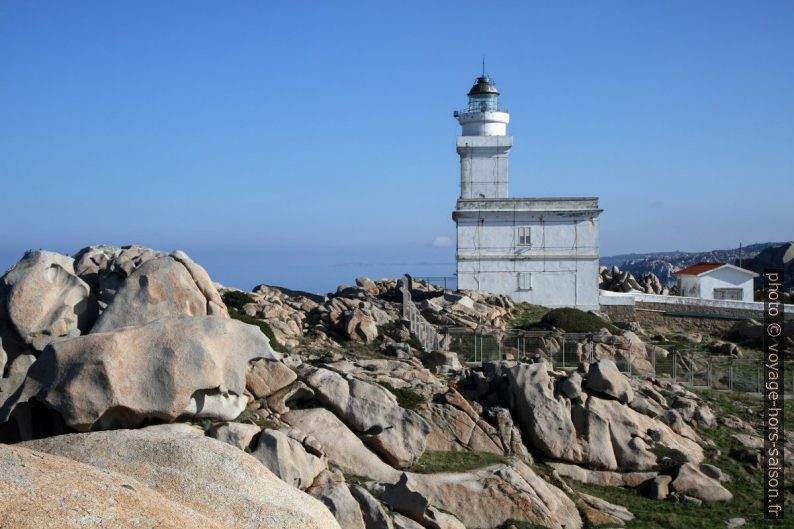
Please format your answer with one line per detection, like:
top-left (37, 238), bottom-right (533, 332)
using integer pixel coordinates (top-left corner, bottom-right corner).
top-left (411, 276), bottom-right (458, 292)
top-left (442, 327), bottom-right (794, 396)
top-left (400, 275), bottom-right (450, 352)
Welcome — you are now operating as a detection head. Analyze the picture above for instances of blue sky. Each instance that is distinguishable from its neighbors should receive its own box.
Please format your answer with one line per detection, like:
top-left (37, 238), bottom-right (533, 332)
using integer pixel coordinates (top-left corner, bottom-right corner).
top-left (1, 1), bottom-right (792, 293)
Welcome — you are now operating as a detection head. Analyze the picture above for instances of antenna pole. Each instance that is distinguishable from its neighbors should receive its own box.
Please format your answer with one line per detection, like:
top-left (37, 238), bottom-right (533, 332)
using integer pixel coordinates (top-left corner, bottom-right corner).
top-left (482, 56), bottom-right (485, 76)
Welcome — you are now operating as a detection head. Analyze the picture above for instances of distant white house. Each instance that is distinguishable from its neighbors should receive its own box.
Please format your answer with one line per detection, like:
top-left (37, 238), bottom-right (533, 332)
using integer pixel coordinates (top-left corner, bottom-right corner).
top-left (674, 262), bottom-right (758, 302)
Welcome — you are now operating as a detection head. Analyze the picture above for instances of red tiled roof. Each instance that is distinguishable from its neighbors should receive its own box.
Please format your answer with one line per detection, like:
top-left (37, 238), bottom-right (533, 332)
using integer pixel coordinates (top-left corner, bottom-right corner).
top-left (674, 262), bottom-right (725, 276)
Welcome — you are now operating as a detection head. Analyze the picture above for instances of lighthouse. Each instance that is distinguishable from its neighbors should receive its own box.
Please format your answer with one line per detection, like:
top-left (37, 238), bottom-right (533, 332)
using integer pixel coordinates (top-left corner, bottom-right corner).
top-left (452, 73), bottom-right (603, 310)
top-left (454, 75), bottom-right (511, 198)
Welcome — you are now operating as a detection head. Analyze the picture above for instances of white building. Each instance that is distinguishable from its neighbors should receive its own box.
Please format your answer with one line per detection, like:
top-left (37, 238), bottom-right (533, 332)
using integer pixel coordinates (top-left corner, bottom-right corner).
top-left (452, 75), bottom-right (602, 310)
top-left (675, 263), bottom-right (758, 302)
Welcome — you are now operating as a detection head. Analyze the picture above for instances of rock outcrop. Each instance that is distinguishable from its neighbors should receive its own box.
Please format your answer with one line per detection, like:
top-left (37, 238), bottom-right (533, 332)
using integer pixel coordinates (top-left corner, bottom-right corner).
top-left (2, 316), bottom-right (275, 436)
top-left (21, 429), bottom-right (342, 528)
top-left (302, 366), bottom-right (432, 468)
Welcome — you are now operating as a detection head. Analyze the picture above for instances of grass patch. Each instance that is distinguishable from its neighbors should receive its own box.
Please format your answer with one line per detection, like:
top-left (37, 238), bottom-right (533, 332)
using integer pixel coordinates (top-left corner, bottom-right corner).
top-left (227, 309), bottom-right (288, 353)
top-left (221, 290), bottom-right (256, 311)
top-left (510, 303), bottom-right (550, 329)
top-left (378, 381), bottom-right (426, 411)
top-left (410, 451), bottom-right (506, 474)
top-left (538, 307), bottom-right (619, 334)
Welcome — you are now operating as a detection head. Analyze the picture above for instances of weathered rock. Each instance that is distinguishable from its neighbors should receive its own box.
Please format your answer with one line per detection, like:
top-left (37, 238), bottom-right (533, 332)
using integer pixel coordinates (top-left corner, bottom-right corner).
top-left (646, 474), bottom-right (672, 500)
top-left (548, 462), bottom-right (655, 488)
top-left (350, 484), bottom-right (395, 529)
top-left (2, 316), bottom-right (275, 435)
top-left (209, 421), bottom-right (261, 450)
top-left (725, 517), bottom-right (747, 528)
top-left (307, 469), bottom-right (366, 529)
top-left (670, 463), bottom-right (733, 502)
top-left (508, 362), bottom-right (702, 471)
top-left (252, 428), bottom-right (327, 490)
top-left (267, 380), bottom-right (315, 415)
top-left (506, 362), bottom-right (583, 462)
top-left (302, 367), bottom-right (431, 468)
top-left (584, 359), bottom-right (634, 403)
top-left (247, 358), bottom-right (298, 398)
top-left (424, 351), bottom-right (463, 374)
top-left (91, 255), bottom-right (222, 332)
top-left (381, 473), bottom-right (466, 529)
top-left (577, 396), bottom-right (703, 470)
top-left (393, 513), bottom-right (425, 529)
top-left (284, 408), bottom-right (401, 483)
top-left (1, 250), bottom-right (95, 351)
top-left (421, 402), bottom-right (503, 454)
top-left (344, 308), bottom-right (379, 343)
top-left (695, 405), bottom-right (717, 427)
top-left (558, 371), bottom-right (583, 400)
top-left (386, 461), bottom-right (582, 529)
top-left (385, 342), bottom-right (413, 359)
top-left (22, 429), bottom-right (342, 528)
top-left (0, 442), bottom-right (223, 529)
top-left (577, 493), bottom-right (634, 526)
top-left (701, 463), bottom-right (726, 482)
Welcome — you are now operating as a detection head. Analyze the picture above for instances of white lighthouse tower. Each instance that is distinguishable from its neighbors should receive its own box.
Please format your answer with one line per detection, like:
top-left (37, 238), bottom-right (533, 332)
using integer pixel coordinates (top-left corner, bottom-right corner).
top-left (454, 76), bottom-right (511, 199)
top-left (452, 74), bottom-right (603, 310)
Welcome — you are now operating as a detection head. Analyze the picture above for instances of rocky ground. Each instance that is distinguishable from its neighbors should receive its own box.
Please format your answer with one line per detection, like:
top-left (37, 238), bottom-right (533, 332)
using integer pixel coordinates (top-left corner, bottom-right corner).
top-left (0, 245), bottom-right (791, 529)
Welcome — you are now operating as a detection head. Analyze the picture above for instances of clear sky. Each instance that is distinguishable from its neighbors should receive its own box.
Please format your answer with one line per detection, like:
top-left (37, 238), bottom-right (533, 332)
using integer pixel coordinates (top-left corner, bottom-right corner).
top-left (1, 1), bottom-right (792, 293)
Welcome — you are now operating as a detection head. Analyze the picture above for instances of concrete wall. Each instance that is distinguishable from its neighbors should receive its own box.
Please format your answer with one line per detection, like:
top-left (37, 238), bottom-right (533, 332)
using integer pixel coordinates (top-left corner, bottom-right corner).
top-left (456, 209), bottom-right (600, 310)
top-left (457, 136), bottom-right (512, 199)
top-left (600, 291), bottom-right (793, 332)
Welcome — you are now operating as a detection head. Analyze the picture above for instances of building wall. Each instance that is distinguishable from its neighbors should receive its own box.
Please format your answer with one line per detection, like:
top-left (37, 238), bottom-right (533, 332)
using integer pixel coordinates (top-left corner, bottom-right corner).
top-left (457, 136), bottom-right (512, 199)
top-left (677, 268), bottom-right (755, 302)
top-left (456, 210), bottom-right (600, 309)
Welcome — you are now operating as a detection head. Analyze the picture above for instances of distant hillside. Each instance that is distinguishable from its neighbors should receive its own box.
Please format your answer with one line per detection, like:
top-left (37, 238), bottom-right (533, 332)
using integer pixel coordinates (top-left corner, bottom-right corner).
top-left (602, 242), bottom-right (790, 288)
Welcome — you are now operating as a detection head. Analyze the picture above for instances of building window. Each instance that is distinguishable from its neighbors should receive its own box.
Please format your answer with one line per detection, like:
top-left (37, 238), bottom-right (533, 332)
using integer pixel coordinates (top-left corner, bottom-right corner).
top-left (516, 226), bottom-right (531, 246)
top-left (518, 272), bottom-right (532, 290)
top-left (714, 288), bottom-right (742, 301)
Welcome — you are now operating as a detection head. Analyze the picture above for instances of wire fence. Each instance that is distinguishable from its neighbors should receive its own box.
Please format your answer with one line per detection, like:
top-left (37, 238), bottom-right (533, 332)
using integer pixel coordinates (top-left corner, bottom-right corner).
top-left (443, 327), bottom-right (793, 396)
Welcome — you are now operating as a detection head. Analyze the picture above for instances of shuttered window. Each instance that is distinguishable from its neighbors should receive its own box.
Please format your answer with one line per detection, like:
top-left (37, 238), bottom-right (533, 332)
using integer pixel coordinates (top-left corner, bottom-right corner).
top-left (516, 226), bottom-right (531, 246)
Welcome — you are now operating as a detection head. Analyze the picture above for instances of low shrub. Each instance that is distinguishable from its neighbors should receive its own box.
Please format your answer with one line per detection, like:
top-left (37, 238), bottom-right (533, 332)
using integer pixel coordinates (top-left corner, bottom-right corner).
top-left (377, 381), bottom-right (426, 411)
top-left (539, 307), bottom-right (618, 334)
top-left (221, 290), bottom-right (255, 311)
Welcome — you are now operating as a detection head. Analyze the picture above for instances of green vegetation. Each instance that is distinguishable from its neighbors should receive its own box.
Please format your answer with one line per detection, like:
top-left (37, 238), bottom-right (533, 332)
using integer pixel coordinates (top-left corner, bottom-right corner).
top-left (410, 450), bottom-right (506, 474)
top-left (227, 308), bottom-right (288, 353)
top-left (537, 307), bottom-right (619, 334)
top-left (650, 444), bottom-right (688, 472)
top-left (510, 303), bottom-right (550, 329)
top-left (221, 290), bottom-right (256, 311)
top-left (377, 381), bottom-right (426, 411)
top-left (220, 290), bottom-right (288, 353)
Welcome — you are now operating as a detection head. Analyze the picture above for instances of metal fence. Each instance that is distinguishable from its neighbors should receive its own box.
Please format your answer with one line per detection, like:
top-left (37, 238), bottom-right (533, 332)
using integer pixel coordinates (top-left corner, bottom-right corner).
top-left (443, 327), bottom-right (794, 396)
top-left (411, 276), bottom-right (458, 292)
top-left (400, 275), bottom-right (450, 352)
